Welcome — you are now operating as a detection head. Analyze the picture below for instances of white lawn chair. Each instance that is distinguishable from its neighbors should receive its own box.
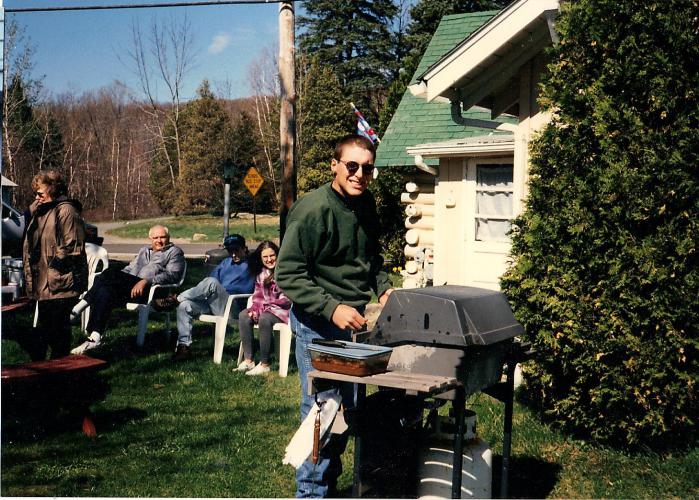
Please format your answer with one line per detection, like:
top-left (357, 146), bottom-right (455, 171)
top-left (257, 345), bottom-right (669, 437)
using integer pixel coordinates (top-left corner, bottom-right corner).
top-left (33, 242), bottom-right (109, 329)
top-left (128, 261), bottom-right (187, 347)
top-left (235, 296), bottom-right (293, 377)
top-left (201, 293), bottom-right (251, 365)
top-left (80, 243), bottom-right (110, 332)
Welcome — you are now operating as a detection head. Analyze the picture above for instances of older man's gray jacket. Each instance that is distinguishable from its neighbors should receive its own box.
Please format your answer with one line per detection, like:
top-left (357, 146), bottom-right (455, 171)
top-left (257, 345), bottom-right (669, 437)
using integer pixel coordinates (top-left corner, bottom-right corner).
top-left (122, 243), bottom-right (185, 285)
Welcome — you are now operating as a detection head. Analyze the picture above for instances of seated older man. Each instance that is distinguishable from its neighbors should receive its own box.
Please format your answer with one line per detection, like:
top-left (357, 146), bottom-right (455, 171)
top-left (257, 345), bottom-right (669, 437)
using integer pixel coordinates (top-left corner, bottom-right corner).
top-left (70, 224), bottom-right (185, 354)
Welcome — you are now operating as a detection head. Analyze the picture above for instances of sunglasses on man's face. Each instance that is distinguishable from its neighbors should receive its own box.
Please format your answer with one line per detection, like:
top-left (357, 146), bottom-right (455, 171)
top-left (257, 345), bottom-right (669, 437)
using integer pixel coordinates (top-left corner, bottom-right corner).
top-left (338, 159), bottom-right (375, 176)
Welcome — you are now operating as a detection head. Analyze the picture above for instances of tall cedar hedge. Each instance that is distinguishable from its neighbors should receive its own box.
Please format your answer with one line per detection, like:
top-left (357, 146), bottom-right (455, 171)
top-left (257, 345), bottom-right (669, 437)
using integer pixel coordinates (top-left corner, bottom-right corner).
top-left (501, 0), bottom-right (698, 448)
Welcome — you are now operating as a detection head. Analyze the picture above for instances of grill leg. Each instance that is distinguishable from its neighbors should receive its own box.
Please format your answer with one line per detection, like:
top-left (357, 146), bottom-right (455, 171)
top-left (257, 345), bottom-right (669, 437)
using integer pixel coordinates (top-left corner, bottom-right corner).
top-left (500, 360), bottom-right (516, 498)
top-left (451, 386), bottom-right (465, 499)
top-left (352, 384), bottom-right (366, 498)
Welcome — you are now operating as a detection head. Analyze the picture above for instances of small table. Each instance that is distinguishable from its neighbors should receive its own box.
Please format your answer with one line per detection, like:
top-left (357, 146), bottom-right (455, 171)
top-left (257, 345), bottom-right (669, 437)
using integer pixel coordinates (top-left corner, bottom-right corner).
top-left (1, 354), bottom-right (107, 382)
top-left (2, 354), bottom-right (108, 436)
top-left (308, 369), bottom-right (465, 498)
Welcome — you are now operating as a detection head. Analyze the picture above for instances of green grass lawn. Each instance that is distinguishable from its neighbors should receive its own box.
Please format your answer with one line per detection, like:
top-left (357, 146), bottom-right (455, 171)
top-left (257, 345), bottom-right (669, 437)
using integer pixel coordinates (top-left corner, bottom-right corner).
top-left (108, 215), bottom-right (280, 243)
top-left (1, 260), bottom-right (697, 497)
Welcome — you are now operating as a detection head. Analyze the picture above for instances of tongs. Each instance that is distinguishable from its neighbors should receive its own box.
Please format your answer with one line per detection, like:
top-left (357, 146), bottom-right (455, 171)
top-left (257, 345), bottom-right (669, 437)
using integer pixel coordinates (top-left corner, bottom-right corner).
top-left (311, 338), bottom-right (347, 348)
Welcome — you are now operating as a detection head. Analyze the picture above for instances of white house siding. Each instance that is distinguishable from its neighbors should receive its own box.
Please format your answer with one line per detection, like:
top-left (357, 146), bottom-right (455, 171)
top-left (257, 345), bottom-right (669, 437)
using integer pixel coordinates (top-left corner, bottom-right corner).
top-left (433, 157), bottom-right (467, 287)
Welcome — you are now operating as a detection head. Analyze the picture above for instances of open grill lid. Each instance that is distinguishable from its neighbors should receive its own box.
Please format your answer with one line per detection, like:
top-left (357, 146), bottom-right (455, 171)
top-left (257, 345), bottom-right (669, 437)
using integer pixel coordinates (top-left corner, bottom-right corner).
top-left (369, 286), bottom-right (524, 347)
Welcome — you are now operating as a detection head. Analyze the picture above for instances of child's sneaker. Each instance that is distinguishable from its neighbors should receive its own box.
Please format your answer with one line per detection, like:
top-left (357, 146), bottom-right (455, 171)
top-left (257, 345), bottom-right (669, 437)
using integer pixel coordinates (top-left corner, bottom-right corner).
top-left (245, 363), bottom-right (271, 376)
top-left (235, 360), bottom-right (255, 372)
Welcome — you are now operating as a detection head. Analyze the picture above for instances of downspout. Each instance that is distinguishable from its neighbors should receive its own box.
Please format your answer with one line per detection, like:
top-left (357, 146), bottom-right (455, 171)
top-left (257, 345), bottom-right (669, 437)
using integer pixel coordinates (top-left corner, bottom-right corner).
top-left (450, 99), bottom-right (518, 133)
top-left (414, 154), bottom-right (438, 176)
top-left (545, 9), bottom-right (560, 45)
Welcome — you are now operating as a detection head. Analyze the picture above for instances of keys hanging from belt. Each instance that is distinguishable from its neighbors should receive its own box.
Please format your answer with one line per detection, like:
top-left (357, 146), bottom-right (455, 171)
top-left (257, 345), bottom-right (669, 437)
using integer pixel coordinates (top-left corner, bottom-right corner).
top-left (312, 393), bottom-right (326, 464)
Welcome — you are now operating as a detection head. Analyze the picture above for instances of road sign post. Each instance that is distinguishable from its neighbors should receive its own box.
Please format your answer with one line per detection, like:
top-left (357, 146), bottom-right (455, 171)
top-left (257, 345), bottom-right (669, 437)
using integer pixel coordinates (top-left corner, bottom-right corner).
top-left (222, 161), bottom-right (239, 239)
top-left (243, 167), bottom-right (264, 234)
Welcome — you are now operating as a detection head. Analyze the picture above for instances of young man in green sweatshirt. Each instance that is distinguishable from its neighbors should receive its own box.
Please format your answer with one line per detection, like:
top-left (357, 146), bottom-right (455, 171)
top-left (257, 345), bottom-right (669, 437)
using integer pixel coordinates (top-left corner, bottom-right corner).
top-left (276, 134), bottom-right (394, 498)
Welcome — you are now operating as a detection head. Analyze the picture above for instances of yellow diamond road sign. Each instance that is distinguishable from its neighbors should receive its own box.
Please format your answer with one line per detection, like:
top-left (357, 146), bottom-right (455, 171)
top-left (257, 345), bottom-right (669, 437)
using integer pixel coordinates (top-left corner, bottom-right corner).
top-left (243, 167), bottom-right (264, 197)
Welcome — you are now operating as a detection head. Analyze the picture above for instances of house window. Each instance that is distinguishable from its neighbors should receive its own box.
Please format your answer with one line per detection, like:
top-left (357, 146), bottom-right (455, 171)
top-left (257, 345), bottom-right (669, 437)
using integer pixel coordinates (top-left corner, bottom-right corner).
top-left (475, 164), bottom-right (514, 242)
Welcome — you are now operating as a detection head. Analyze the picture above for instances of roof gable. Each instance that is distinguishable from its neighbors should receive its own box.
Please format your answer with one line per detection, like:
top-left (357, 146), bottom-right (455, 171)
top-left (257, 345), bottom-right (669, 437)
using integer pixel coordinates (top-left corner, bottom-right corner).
top-left (410, 11), bottom-right (500, 86)
top-left (417, 0), bottom-right (559, 107)
top-left (376, 11), bottom-right (515, 168)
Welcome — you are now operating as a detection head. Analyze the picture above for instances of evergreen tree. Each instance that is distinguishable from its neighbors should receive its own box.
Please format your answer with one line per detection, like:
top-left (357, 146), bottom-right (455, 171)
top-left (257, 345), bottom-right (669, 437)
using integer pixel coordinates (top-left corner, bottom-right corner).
top-left (5, 75), bottom-right (42, 156)
top-left (172, 81), bottom-right (234, 215)
top-left (299, 0), bottom-right (399, 119)
top-left (297, 56), bottom-right (355, 195)
top-left (501, 0), bottom-right (698, 448)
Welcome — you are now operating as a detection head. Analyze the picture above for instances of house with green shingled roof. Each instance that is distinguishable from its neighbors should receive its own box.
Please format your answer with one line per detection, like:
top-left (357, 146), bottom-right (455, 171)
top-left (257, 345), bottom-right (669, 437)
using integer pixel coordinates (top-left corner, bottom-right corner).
top-left (380, 0), bottom-right (560, 291)
top-left (375, 11), bottom-right (515, 169)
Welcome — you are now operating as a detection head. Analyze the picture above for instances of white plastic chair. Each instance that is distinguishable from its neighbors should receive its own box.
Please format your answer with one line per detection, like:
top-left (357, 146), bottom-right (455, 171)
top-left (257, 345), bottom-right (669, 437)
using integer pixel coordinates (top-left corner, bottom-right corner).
top-left (201, 293), bottom-right (251, 365)
top-left (235, 296), bottom-right (293, 377)
top-left (127, 261), bottom-right (187, 347)
top-left (80, 243), bottom-right (110, 332)
top-left (33, 243), bottom-right (109, 329)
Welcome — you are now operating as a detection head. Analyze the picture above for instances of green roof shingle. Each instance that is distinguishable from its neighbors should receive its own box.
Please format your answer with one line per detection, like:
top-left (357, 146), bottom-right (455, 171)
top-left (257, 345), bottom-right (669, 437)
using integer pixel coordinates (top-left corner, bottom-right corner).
top-left (376, 11), bottom-right (515, 168)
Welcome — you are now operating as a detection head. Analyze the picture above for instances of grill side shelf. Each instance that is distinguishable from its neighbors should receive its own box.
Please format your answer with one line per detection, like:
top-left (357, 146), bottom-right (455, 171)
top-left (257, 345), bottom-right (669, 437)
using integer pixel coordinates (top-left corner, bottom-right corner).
top-left (307, 370), bottom-right (460, 396)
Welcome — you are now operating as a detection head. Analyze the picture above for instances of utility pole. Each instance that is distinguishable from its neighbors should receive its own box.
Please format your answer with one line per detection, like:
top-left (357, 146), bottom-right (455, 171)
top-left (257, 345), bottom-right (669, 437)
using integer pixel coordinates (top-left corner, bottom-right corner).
top-left (1, 2), bottom-right (5, 174)
top-left (278, 0), bottom-right (296, 242)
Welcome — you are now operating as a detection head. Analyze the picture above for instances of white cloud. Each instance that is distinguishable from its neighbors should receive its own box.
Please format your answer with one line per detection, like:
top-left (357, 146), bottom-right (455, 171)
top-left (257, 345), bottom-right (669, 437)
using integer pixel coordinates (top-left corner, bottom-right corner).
top-left (208, 33), bottom-right (232, 54)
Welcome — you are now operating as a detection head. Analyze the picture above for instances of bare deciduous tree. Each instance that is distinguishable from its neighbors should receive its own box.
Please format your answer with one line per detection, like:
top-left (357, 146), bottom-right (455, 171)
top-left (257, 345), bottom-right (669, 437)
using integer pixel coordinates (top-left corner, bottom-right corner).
top-left (247, 44), bottom-right (281, 206)
top-left (120, 14), bottom-right (198, 187)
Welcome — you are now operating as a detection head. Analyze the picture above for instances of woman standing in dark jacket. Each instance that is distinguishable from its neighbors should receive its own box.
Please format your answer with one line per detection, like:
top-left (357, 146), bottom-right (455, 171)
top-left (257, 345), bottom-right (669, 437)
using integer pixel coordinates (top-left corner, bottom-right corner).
top-left (22, 170), bottom-right (88, 360)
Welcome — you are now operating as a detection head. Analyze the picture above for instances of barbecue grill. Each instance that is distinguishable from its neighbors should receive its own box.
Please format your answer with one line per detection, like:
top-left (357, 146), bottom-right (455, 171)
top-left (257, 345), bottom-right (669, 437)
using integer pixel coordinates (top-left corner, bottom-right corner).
top-left (368, 285), bottom-right (526, 396)
top-left (308, 285), bottom-right (531, 498)
top-left (308, 285), bottom-right (528, 498)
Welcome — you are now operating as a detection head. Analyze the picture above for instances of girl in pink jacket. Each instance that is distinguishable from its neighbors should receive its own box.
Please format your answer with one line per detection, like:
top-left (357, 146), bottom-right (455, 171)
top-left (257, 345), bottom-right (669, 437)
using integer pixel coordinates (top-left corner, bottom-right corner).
top-left (235, 241), bottom-right (291, 376)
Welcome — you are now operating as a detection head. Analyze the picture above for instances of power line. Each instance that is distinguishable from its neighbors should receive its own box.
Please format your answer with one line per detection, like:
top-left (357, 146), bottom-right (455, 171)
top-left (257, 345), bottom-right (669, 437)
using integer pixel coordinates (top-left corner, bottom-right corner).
top-left (4, 0), bottom-right (297, 14)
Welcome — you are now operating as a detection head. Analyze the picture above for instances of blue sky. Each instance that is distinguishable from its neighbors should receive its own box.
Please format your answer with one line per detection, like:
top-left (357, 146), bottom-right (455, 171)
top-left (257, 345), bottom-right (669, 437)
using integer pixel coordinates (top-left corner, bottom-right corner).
top-left (3, 0), bottom-right (287, 100)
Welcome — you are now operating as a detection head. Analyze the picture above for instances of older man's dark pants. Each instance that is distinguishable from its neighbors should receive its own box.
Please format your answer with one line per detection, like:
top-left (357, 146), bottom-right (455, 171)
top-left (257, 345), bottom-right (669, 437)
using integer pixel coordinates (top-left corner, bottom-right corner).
top-left (83, 267), bottom-right (151, 334)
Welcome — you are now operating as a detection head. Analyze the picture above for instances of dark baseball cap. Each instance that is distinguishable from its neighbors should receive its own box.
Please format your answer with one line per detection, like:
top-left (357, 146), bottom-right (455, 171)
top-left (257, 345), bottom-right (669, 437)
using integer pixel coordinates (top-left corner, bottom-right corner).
top-left (223, 234), bottom-right (246, 249)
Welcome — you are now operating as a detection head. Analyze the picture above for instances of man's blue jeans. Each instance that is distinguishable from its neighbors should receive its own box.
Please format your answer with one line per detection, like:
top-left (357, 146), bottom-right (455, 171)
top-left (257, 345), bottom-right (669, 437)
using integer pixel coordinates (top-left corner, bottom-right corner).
top-left (176, 277), bottom-right (230, 347)
top-left (291, 307), bottom-right (357, 498)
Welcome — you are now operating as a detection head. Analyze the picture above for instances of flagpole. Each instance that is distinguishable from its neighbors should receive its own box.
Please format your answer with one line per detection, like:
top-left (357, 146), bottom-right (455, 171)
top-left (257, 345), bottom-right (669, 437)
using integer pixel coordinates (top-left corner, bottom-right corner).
top-left (351, 102), bottom-right (381, 178)
top-left (350, 102), bottom-right (381, 144)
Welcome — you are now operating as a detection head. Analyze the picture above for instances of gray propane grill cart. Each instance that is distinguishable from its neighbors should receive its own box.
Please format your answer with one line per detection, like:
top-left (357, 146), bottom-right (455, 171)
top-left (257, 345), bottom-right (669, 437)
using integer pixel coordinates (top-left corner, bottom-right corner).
top-left (307, 285), bottom-right (532, 498)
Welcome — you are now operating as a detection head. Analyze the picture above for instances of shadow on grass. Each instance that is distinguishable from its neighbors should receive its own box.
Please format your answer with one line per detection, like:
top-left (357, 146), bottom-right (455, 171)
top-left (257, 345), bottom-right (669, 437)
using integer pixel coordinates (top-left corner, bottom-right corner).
top-left (2, 374), bottom-right (112, 443)
top-left (91, 406), bottom-right (149, 434)
top-left (492, 454), bottom-right (561, 498)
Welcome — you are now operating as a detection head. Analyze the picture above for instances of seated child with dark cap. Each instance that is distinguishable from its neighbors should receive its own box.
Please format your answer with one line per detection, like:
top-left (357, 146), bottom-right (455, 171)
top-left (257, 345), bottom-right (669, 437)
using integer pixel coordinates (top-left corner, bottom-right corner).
top-left (154, 234), bottom-right (255, 361)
